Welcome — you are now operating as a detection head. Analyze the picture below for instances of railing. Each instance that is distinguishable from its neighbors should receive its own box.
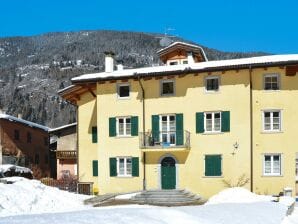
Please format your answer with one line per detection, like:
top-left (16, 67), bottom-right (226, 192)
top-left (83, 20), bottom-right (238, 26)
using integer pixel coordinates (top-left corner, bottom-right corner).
top-left (139, 130), bottom-right (190, 149)
top-left (56, 150), bottom-right (77, 159)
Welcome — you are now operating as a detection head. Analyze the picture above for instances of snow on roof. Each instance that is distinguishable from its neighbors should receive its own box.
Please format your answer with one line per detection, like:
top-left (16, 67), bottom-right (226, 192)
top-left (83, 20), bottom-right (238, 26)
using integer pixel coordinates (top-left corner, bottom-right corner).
top-left (0, 114), bottom-right (49, 132)
top-left (157, 41), bottom-right (208, 61)
top-left (71, 54), bottom-right (298, 83)
top-left (49, 123), bottom-right (77, 133)
top-left (0, 165), bottom-right (32, 174)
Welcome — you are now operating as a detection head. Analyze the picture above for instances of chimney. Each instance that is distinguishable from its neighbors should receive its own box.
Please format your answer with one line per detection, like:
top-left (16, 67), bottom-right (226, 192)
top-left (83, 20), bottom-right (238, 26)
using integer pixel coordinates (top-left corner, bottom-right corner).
top-left (187, 52), bottom-right (195, 64)
top-left (116, 60), bottom-right (124, 71)
top-left (17, 113), bottom-right (22, 119)
top-left (104, 51), bottom-right (115, 73)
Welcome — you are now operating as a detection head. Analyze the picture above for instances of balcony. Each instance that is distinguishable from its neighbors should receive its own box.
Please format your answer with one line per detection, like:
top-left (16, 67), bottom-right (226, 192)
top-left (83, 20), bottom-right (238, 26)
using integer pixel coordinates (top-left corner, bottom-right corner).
top-left (56, 150), bottom-right (77, 160)
top-left (139, 130), bottom-right (190, 151)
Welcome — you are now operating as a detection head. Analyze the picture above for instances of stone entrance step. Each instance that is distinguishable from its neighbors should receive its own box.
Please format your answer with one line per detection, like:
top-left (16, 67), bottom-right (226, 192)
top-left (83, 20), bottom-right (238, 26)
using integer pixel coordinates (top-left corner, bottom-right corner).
top-left (130, 189), bottom-right (202, 206)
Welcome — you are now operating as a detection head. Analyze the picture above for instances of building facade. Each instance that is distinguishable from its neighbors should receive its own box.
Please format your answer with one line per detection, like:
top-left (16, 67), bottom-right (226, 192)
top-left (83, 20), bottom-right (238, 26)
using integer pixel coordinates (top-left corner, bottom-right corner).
top-left (60, 42), bottom-right (298, 198)
top-left (0, 114), bottom-right (52, 178)
top-left (49, 123), bottom-right (77, 180)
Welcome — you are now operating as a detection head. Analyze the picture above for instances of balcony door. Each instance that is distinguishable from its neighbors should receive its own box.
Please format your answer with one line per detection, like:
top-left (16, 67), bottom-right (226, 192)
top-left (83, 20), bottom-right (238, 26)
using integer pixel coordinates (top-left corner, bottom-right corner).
top-left (160, 115), bottom-right (176, 146)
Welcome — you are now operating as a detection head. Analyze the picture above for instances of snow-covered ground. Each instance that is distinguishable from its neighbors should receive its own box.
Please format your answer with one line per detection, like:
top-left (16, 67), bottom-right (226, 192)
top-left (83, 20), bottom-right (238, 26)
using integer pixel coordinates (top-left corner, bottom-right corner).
top-left (0, 178), bottom-right (296, 224)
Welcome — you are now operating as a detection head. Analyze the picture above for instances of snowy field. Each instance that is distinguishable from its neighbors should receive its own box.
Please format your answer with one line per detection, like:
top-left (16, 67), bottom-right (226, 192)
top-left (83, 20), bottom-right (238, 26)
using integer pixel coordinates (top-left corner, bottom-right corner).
top-left (0, 177), bottom-right (297, 224)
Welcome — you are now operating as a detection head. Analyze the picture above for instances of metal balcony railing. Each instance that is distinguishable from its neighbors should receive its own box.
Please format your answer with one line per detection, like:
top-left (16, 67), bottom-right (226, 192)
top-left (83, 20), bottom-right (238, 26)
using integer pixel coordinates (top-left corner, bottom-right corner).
top-left (139, 130), bottom-right (190, 149)
top-left (56, 150), bottom-right (77, 159)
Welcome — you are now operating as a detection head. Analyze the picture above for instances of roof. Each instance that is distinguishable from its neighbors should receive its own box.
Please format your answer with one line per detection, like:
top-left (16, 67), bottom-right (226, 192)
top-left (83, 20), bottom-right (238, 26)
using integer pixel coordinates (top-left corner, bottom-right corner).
top-left (71, 54), bottom-right (298, 83)
top-left (157, 41), bottom-right (208, 61)
top-left (0, 114), bottom-right (49, 132)
top-left (49, 123), bottom-right (77, 133)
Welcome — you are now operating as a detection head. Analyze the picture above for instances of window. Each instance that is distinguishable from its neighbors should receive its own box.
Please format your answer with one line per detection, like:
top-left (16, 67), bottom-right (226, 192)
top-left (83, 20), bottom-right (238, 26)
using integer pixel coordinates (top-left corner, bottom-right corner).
top-left (182, 60), bottom-right (188, 64)
top-left (264, 74), bottom-right (280, 90)
top-left (117, 83), bottom-right (130, 99)
top-left (14, 130), bottom-right (19, 140)
top-left (117, 117), bottom-right (131, 136)
top-left (92, 126), bottom-right (97, 143)
top-left (205, 76), bottom-right (219, 92)
top-left (263, 110), bottom-right (281, 132)
top-left (27, 132), bottom-right (31, 143)
top-left (205, 155), bottom-right (222, 176)
top-left (35, 154), bottom-right (39, 165)
top-left (205, 112), bottom-right (221, 132)
top-left (117, 157), bottom-right (132, 176)
top-left (161, 80), bottom-right (175, 96)
top-left (263, 154), bottom-right (281, 176)
top-left (92, 160), bottom-right (98, 177)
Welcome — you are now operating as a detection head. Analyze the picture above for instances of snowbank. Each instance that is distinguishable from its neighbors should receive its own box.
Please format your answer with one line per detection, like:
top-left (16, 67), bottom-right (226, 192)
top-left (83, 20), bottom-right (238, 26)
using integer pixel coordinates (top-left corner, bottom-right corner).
top-left (0, 177), bottom-right (90, 217)
top-left (206, 187), bottom-right (271, 205)
top-left (0, 165), bottom-right (32, 174)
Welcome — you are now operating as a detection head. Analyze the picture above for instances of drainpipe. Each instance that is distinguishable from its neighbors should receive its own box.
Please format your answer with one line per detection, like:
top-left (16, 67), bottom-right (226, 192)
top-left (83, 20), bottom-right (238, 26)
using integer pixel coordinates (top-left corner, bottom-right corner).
top-left (136, 73), bottom-right (146, 191)
top-left (249, 65), bottom-right (253, 192)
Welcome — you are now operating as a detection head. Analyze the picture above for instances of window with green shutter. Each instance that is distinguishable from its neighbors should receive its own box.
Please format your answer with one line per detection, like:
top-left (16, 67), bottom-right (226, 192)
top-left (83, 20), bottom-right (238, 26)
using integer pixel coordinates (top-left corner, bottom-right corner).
top-left (176, 113), bottom-right (184, 145)
top-left (152, 115), bottom-right (160, 142)
top-left (221, 111), bottom-right (230, 132)
top-left (131, 116), bottom-right (139, 136)
top-left (92, 126), bottom-right (97, 143)
top-left (109, 158), bottom-right (117, 176)
top-left (132, 157), bottom-right (139, 177)
top-left (109, 117), bottom-right (116, 137)
top-left (196, 112), bottom-right (204, 133)
top-left (92, 160), bottom-right (98, 176)
top-left (205, 155), bottom-right (222, 176)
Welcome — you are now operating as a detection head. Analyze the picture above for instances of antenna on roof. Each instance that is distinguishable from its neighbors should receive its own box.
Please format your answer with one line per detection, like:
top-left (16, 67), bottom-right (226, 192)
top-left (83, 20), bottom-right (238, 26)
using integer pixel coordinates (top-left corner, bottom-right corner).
top-left (156, 27), bottom-right (178, 47)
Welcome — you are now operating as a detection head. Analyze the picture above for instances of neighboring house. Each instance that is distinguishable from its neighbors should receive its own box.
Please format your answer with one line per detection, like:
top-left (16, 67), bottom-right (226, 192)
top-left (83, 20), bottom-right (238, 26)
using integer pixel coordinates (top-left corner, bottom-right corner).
top-left (49, 123), bottom-right (77, 180)
top-left (0, 113), bottom-right (52, 178)
top-left (59, 41), bottom-right (298, 198)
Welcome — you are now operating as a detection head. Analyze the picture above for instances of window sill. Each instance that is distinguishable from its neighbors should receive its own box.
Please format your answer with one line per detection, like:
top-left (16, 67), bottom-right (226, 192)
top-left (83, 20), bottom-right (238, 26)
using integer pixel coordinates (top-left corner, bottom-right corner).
top-left (117, 97), bottom-right (131, 100)
top-left (205, 90), bottom-right (220, 94)
top-left (160, 94), bottom-right (175, 97)
top-left (115, 176), bottom-right (133, 178)
top-left (262, 175), bottom-right (283, 177)
top-left (202, 175), bottom-right (223, 178)
top-left (202, 132), bottom-right (224, 135)
top-left (261, 131), bottom-right (283, 134)
top-left (115, 135), bottom-right (134, 138)
top-left (263, 90), bottom-right (281, 92)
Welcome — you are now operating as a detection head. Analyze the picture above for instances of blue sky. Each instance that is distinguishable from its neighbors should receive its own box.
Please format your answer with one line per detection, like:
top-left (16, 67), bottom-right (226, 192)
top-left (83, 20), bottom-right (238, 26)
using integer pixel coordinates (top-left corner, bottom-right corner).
top-left (0, 0), bottom-right (297, 54)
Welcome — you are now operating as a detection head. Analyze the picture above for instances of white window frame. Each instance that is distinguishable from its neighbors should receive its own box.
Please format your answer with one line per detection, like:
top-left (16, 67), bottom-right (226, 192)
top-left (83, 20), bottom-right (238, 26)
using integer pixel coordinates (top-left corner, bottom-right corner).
top-left (117, 157), bottom-right (132, 177)
top-left (116, 116), bottom-right (131, 137)
top-left (205, 76), bottom-right (220, 92)
top-left (159, 114), bottom-right (176, 145)
top-left (160, 79), bottom-right (175, 96)
top-left (167, 59), bottom-right (179, 66)
top-left (263, 154), bottom-right (282, 176)
top-left (117, 83), bottom-right (130, 99)
top-left (204, 112), bottom-right (221, 133)
top-left (262, 110), bottom-right (281, 132)
top-left (263, 73), bottom-right (280, 91)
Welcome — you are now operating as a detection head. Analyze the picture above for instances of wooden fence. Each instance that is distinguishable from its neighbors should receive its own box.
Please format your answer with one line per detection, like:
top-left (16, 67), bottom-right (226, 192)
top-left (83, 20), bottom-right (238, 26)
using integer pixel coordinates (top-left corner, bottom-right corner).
top-left (41, 178), bottom-right (78, 193)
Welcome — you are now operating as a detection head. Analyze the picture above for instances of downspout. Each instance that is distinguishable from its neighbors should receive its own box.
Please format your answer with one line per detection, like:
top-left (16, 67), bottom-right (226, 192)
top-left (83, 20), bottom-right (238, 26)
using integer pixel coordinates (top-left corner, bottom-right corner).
top-left (249, 65), bottom-right (253, 192)
top-left (136, 74), bottom-right (146, 191)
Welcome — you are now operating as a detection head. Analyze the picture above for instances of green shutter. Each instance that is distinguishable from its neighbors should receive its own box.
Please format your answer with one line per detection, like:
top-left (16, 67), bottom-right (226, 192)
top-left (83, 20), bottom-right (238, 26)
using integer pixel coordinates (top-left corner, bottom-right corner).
top-left (109, 158), bottom-right (117, 176)
top-left (132, 157), bottom-right (139, 177)
top-left (221, 111), bottom-right (230, 132)
top-left (92, 126), bottom-right (97, 143)
top-left (109, 117), bottom-right (116, 137)
top-left (131, 116), bottom-right (139, 136)
top-left (152, 115), bottom-right (160, 142)
top-left (176, 113), bottom-right (184, 145)
top-left (92, 160), bottom-right (98, 176)
top-left (196, 112), bottom-right (204, 133)
top-left (205, 155), bottom-right (222, 176)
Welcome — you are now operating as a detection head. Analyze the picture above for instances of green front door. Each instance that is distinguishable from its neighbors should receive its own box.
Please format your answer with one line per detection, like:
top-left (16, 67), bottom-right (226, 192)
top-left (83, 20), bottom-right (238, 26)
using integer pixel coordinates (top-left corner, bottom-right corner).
top-left (161, 157), bottom-right (176, 189)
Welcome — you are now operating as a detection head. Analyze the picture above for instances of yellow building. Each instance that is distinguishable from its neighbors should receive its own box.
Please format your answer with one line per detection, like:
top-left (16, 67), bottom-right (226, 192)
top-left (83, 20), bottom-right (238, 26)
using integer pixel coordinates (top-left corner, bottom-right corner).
top-left (59, 42), bottom-right (298, 198)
